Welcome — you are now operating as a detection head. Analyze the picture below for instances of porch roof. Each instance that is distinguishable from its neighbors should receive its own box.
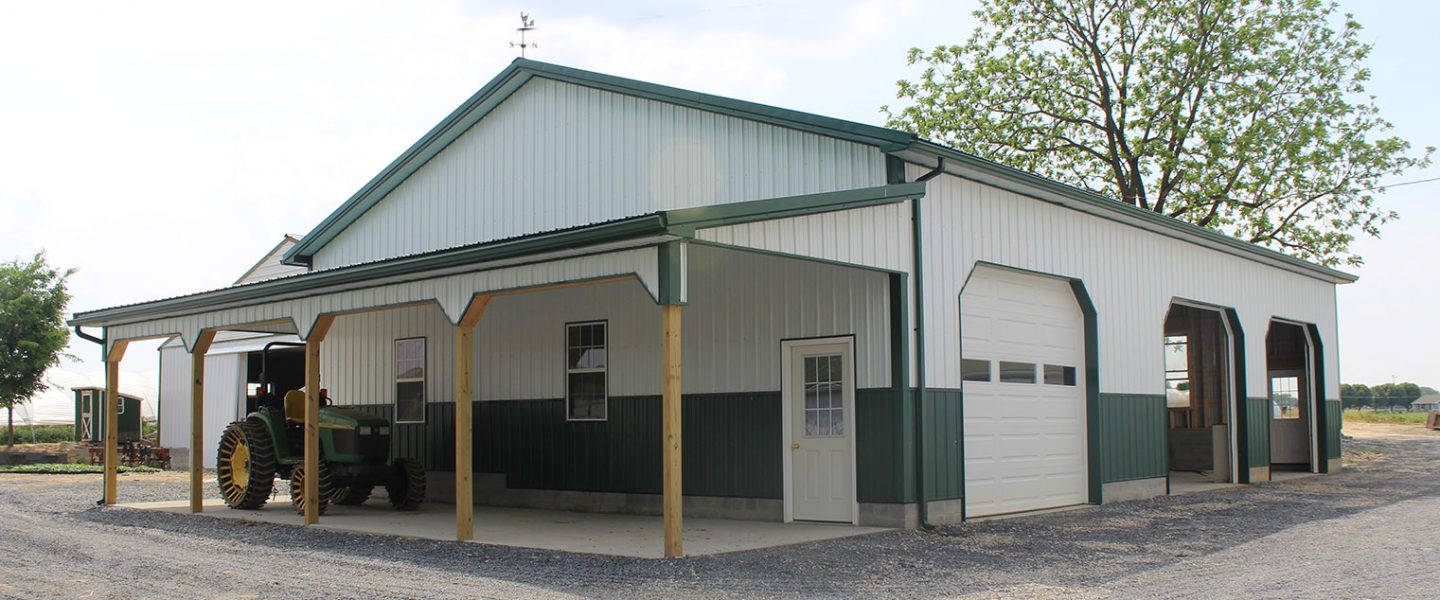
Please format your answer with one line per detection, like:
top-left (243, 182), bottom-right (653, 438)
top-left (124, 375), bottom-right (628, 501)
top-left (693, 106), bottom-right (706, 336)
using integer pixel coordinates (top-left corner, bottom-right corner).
top-left (70, 184), bottom-right (925, 349)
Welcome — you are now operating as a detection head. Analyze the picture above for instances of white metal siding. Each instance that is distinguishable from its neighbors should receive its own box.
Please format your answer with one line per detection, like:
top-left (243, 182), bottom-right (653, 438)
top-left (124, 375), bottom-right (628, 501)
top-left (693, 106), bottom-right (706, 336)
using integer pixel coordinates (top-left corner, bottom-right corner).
top-left (158, 348), bottom-right (246, 468)
top-left (917, 167), bottom-right (1342, 398)
top-left (238, 239), bottom-right (306, 284)
top-left (316, 245), bottom-right (889, 406)
top-left (313, 78), bottom-right (886, 270)
top-left (695, 202), bottom-right (913, 273)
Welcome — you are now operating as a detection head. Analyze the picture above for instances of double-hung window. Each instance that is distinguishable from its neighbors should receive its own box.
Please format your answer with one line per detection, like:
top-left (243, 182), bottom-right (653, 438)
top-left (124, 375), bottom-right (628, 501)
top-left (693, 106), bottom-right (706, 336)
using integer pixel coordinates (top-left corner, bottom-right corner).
top-left (395, 337), bottom-right (426, 423)
top-left (566, 321), bottom-right (608, 420)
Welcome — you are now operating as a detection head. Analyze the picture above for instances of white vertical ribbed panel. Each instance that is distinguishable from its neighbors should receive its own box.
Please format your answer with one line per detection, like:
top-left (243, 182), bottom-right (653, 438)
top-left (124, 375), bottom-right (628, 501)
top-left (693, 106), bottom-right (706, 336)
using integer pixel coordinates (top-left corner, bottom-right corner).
top-left (916, 167), bottom-right (1342, 398)
top-left (695, 202), bottom-right (913, 273)
top-left (312, 78), bottom-right (886, 270)
top-left (237, 238), bottom-right (306, 284)
top-left (321, 303), bottom-right (455, 410)
top-left (158, 348), bottom-right (246, 468)
top-left (313, 245), bottom-right (890, 405)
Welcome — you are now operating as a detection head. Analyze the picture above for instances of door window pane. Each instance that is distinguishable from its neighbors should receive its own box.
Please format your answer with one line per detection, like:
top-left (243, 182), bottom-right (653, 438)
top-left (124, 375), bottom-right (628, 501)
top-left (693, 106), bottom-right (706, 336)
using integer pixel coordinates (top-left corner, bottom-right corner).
top-left (1044, 364), bottom-right (1077, 386)
top-left (802, 355), bottom-right (845, 437)
top-left (962, 359), bottom-right (991, 382)
top-left (999, 361), bottom-right (1037, 384)
top-left (1271, 376), bottom-right (1301, 419)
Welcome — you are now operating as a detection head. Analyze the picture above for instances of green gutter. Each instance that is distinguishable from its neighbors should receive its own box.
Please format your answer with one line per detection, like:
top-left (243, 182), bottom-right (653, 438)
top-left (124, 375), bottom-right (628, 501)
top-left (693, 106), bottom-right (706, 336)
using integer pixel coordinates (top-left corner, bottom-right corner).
top-left (662, 183), bottom-right (925, 234)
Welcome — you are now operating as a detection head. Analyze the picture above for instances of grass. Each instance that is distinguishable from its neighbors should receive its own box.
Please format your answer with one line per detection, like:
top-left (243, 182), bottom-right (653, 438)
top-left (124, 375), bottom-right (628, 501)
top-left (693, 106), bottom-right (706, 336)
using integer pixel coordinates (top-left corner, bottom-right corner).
top-left (0, 463), bottom-right (161, 474)
top-left (3, 423), bottom-right (77, 444)
top-left (1342, 409), bottom-right (1429, 425)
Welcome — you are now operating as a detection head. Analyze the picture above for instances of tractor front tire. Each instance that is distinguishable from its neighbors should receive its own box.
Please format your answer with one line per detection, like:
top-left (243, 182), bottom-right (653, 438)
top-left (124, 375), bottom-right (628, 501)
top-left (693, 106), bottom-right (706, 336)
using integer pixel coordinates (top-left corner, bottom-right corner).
top-left (331, 484), bottom-right (373, 506)
top-left (385, 458), bottom-right (426, 511)
top-left (216, 419), bottom-right (277, 510)
top-left (289, 461), bottom-right (334, 515)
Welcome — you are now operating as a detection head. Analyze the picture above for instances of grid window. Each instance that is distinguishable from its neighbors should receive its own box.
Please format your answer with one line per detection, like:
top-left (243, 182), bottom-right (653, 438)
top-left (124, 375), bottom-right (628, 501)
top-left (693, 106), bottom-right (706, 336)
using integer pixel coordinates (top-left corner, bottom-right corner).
top-left (803, 355), bottom-right (845, 437)
top-left (394, 338), bottom-right (426, 423)
top-left (566, 322), bottom-right (608, 420)
top-left (1271, 376), bottom-right (1301, 419)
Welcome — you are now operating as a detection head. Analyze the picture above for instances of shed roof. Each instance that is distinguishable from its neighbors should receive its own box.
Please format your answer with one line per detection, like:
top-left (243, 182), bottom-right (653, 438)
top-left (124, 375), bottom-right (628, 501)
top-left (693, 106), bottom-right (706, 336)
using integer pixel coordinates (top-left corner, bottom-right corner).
top-left (1411, 395), bottom-right (1440, 405)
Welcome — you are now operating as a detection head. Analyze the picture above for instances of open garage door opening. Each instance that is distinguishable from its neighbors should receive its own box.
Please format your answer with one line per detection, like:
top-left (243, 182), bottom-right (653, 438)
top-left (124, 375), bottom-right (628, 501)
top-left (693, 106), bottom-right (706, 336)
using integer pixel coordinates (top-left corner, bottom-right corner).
top-left (1266, 321), bottom-right (1317, 474)
top-left (961, 266), bottom-right (1088, 519)
top-left (1163, 303), bottom-right (1237, 486)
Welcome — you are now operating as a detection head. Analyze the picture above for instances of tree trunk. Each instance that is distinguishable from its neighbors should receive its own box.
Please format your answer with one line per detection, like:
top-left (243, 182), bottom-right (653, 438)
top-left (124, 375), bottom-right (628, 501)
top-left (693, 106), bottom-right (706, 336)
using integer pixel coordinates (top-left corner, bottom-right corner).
top-left (6, 406), bottom-right (13, 448)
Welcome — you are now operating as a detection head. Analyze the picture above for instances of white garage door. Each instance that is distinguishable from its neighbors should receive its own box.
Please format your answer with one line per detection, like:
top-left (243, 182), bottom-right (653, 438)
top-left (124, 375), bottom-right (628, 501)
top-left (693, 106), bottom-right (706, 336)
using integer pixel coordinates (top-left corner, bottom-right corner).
top-left (961, 266), bottom-right (1087, 517)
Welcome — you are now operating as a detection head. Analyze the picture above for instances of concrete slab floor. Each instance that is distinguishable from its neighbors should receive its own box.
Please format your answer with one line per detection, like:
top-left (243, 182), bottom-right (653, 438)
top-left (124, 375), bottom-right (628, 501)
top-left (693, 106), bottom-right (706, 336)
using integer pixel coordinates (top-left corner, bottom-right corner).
top-left (1167, 470), bottom-right (1242, 496)
top-left (118, 499), bottom-right (888, 559)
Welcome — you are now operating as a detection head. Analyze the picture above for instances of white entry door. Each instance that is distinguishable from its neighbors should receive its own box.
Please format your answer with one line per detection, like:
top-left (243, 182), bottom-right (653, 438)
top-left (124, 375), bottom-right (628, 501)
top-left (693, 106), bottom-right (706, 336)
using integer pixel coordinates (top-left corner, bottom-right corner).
top-left (961, 266), bottom-right (1088, 518)
top-left (786, 340), bottom-right (855, 523)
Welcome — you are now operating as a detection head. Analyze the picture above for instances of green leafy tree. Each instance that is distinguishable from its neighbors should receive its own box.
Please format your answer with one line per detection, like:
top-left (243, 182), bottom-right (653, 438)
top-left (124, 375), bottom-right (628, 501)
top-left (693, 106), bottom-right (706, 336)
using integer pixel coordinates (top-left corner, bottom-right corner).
top-left (1370, 382), bottom-right (1422, 410)
top-left (1339, 383), bottom-right (1372, 409)
top-left (0, 253), bottom-right (73, 447)
top-left (885, 0), bottom-right (1431, 267)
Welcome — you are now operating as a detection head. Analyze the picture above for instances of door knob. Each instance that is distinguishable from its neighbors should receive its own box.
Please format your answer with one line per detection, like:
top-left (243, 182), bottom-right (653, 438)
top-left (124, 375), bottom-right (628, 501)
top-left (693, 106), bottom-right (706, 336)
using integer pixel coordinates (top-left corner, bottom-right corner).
top-left (791, 443), bottom-right (800, 449)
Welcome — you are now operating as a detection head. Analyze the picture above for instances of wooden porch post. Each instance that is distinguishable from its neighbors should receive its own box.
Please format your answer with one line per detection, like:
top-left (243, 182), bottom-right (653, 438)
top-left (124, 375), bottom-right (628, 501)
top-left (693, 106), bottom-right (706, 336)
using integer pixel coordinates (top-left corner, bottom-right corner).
top-left (304, 316), bottom-right (336, 526)
top-left (103, 339), bottom-right (129, 505)
top-left (454, 295), bottom-right (491, 541)
top-left (662, 304), bottom-right (683, 558)
top-left (190, 330), bottom-right (218, 513)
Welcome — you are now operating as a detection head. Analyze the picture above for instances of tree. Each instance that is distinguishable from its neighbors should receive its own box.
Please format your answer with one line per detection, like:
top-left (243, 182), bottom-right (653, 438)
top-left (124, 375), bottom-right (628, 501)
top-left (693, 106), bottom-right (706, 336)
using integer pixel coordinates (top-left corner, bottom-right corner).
top-left (0, 253), bottom-right (73, 447)
top-left (1339, 382), bottom-right (1371, 409)
top-left (1421, 386), bottom-right (1440, 396)
top-left (885, 0), bottom-right (1431, 267)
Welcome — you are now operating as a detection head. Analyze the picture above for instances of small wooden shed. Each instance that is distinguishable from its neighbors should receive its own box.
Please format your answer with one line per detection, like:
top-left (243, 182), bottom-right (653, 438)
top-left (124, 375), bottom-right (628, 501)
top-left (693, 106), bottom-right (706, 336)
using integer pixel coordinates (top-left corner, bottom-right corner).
top-left (73, 387), bottom-right (142, 443)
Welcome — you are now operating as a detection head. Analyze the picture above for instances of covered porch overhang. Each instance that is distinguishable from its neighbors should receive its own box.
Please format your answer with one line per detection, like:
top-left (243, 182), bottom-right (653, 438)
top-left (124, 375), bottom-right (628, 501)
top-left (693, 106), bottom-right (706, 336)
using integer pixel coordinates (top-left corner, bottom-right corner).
top-left (68, 183), bottom-right (925, 559)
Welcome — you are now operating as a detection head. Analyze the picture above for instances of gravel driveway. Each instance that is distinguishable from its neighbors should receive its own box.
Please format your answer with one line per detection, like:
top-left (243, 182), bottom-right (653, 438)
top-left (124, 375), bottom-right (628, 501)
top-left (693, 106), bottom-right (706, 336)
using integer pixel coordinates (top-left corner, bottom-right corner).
top-left (2, 423), bottom-right (1437, 599)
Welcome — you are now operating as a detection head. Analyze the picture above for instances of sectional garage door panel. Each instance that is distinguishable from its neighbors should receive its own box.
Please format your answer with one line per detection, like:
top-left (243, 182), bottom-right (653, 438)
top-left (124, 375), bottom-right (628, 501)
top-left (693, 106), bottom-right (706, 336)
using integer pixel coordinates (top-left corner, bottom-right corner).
top-left (962, 267), bottom-right (1088, 517)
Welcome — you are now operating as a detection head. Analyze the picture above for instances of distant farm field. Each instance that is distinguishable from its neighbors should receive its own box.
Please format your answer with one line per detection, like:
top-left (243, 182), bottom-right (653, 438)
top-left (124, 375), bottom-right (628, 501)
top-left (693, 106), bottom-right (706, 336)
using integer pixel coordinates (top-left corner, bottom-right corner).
top-left (1344, 410), bottom-right (1429, 425)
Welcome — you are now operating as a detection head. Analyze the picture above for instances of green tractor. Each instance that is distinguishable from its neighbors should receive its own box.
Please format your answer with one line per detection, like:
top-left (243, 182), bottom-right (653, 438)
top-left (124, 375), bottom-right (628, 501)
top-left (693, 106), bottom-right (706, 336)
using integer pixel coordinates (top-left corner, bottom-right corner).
top-left (215, 342), bottom-right (425, 514)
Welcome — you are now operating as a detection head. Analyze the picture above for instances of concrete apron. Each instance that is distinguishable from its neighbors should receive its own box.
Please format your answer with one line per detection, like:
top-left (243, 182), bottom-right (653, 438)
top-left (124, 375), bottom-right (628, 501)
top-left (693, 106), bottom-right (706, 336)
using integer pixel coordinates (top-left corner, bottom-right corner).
top-left (118, 499), bottom-right (888, 559)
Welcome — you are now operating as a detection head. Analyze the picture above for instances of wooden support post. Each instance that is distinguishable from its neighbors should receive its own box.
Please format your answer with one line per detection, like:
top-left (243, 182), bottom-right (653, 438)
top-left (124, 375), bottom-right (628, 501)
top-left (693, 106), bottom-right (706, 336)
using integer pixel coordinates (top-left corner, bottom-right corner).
top-left (661, 304), bottom-right (683, 558)
top-left (304, 316), bottom-right (335, 526)
top-left (103, 339), bottom-right (129, 505)
top-left (189, 330), bottom-right (217, 513)
top-left (453, 295), bottom-right (491, 541)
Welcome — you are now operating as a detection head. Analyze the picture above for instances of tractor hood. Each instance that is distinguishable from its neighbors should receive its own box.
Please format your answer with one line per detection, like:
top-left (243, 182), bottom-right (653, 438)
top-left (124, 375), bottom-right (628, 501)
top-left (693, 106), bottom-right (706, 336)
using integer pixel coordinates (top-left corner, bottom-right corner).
top-left (318, 406), bottom-right (391, 430)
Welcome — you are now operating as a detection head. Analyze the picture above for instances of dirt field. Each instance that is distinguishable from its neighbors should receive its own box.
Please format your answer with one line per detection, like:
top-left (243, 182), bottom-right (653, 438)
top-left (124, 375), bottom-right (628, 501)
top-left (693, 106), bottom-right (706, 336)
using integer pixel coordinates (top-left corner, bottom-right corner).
top-left (1, 423), bottom-right (1438, 599)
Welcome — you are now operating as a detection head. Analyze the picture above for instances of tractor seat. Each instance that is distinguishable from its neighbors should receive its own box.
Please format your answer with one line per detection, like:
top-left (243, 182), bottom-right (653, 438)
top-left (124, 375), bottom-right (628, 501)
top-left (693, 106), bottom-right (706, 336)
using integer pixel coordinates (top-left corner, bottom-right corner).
top-left (283, 390), bottom-right (307, 423)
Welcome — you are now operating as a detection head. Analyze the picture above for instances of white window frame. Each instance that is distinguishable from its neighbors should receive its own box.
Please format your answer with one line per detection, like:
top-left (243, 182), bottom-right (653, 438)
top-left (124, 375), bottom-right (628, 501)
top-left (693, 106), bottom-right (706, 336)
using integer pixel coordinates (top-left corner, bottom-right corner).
top-left (394, 337), bottom-right (426, 424)
top-left (565, 320), bottom-right (608, 422)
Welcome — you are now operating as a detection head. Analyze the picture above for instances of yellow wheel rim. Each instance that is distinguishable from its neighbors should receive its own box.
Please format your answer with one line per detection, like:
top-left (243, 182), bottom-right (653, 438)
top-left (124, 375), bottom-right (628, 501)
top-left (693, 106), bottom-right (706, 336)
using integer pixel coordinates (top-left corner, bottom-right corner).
top-left (229, 442), bottom-right (251, 489)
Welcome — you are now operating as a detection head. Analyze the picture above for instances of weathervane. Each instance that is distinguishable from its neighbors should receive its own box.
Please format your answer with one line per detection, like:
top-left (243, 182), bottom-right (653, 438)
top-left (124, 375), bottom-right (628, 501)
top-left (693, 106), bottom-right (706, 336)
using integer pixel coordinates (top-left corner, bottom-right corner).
top-left (510, 12), bottom-right (537, 57)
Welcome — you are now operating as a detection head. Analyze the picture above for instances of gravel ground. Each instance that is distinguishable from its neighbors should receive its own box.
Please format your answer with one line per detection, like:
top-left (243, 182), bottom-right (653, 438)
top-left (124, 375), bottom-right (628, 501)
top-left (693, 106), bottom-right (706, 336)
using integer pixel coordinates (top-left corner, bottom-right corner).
top-left (2, 423), bottom-right (1437, 599)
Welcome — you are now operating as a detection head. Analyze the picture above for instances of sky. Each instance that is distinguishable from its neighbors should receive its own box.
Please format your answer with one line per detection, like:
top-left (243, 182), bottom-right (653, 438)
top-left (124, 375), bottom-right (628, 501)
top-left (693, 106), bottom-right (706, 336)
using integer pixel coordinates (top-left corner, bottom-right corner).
top-left (0, 0), bottom-right (1435, 389)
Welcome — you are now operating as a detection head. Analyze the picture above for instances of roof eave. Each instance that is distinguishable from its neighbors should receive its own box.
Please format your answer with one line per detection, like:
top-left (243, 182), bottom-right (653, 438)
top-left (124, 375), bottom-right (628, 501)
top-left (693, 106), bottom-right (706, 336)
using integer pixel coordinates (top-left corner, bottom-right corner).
top-left (900, 141), bottom-right (1359, 285)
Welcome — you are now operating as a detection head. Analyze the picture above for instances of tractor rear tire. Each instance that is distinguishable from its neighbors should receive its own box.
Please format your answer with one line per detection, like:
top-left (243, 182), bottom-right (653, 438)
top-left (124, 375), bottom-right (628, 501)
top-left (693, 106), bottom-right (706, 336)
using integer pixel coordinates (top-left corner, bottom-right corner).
top-left (289, 461), bottom-right (334, 515)
top-left (331, 485), bottom-right (373, 506)
top-left (216, 418), bottom-right (276, 510)
top-left (385, 458), bottom-right (426, 511)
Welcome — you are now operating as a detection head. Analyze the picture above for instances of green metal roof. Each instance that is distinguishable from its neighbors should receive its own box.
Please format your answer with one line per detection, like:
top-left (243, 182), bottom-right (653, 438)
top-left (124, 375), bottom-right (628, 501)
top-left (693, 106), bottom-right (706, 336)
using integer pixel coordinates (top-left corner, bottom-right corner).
top-left (279, 58), bottom-right (1354, 284)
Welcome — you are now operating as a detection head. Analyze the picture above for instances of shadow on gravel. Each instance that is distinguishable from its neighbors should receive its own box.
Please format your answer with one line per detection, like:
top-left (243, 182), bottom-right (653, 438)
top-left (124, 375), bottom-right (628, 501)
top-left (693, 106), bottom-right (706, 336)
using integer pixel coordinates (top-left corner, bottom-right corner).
top-left (70, 435), bottom-right (1440, 598)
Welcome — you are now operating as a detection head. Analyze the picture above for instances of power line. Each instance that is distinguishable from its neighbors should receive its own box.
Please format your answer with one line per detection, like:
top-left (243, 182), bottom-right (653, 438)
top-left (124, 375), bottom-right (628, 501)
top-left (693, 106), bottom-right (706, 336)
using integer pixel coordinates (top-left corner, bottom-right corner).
top-left (1367, 175), bottom-right (1440, 192)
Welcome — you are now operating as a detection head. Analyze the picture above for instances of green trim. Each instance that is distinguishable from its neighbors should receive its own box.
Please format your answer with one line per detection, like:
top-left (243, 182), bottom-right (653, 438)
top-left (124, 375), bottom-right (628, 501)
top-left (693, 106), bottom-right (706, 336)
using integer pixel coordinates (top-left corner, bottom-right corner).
top-left (1307, 323), bottom-right (1336, 469)
top-left (1070, 280), bottom-right (1103, 503)
top-left (662, 183), bottom-right (924, 234)
top-left (1224, 307), bottom-right (1251, 484)
top-left (906, 142), bottom-right (1357, 284)
top-left (657, 241), bottom-right (685, 305)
